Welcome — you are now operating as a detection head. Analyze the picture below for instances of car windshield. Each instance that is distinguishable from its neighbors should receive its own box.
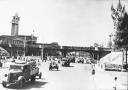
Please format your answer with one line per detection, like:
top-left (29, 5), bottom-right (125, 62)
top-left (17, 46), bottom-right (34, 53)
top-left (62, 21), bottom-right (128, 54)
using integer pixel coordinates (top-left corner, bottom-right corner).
top-left (10, 65), bottom-right (22, 70)
top-left (62, 59), bottom-right (67, 61)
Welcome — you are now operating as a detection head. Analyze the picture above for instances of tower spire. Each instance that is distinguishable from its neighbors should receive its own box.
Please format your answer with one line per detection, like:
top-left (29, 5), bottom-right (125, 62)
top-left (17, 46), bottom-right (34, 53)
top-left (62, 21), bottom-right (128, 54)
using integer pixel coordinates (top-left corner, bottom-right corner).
top-left (111, 0), bottom-right (125, 29)
top-left (119, 0), bottom-right (121, 4)
top-left (119, 0), bottom-right (121, 7)
top-left (117, 0), bottom-right (122, 11)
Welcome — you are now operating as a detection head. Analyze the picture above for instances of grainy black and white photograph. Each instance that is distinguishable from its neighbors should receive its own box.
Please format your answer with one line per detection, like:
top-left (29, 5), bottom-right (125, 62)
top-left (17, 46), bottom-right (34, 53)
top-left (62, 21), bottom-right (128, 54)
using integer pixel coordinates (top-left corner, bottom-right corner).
top-left (0, 0), bottom-right (128, 90)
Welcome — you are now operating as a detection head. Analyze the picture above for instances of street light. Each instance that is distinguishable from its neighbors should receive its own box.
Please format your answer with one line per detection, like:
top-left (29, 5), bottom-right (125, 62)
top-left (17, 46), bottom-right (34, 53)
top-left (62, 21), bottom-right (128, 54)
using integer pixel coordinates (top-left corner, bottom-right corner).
top-left (109, 34), bottom-right (114, 49)
top-left (9, 44), bottom-right (12, 57)
top-left (23, 36), bottom-right (26, 56)
top-left (16, 50), bottom-right (19, 57)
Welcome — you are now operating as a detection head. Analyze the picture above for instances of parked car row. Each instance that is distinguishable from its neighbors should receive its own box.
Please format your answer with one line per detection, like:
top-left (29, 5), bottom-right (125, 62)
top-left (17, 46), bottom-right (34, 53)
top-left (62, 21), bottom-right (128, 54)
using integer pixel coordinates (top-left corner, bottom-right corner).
top-left (48, 56), bottom-right (97, 71)
top-left (104, 63), bottom-right (122, 71)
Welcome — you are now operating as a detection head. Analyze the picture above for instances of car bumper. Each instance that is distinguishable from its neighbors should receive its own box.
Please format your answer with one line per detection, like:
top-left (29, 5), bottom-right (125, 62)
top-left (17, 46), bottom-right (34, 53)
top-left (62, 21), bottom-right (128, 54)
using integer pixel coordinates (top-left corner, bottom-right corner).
top-left (2, 80), bottom-right (19, 87)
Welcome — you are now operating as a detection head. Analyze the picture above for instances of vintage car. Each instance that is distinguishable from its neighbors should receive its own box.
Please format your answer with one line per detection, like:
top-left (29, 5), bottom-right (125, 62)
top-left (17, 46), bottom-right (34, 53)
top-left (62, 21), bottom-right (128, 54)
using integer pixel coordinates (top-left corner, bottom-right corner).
top-left (123, 64), bottom-right (128, 70)
top-left (77, 57), bottom-right (84, 63)
top-left (62, 58), bottom-right (70, 66)
top-left (86, 59), bottom-right (91, 64)
top-left (68, 57), bottom-right (75, 63)
top-left (2, 60), bottom-right (42, 88)
top-left (49, 61), bottom-right (59, 71)
top-left (104, 63), bottom-right (122, 71)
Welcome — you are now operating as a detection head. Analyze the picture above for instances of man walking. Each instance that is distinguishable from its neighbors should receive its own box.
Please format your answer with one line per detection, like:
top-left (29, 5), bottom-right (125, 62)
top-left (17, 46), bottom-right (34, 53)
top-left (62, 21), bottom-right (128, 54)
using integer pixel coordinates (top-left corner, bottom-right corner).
top-left (91, 63), bottom-right (95, 75)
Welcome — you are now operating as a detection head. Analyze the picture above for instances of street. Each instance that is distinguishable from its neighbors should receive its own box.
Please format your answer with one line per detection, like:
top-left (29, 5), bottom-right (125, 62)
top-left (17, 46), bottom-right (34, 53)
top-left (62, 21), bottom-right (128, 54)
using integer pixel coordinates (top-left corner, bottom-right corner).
top-left (0, 61), bottom-right (127, 90)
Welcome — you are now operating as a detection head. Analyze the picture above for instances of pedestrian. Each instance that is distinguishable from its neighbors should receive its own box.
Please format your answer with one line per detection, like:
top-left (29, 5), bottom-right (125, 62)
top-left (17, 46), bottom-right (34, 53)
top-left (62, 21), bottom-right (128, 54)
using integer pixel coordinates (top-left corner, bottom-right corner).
top-left (114, 77), bottom-right (117, 90)
top-left (0, 60), bottom-right (2, 67)
top-left (91, 63), bottom-right (95, 75)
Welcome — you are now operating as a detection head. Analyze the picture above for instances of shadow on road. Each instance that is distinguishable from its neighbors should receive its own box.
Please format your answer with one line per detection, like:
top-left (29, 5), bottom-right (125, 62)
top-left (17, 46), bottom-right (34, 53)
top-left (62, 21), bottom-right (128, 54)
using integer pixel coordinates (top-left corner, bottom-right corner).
top-left (62, 65), bottom-right (74, 67)
top-left (23, 81), bottom-right (48, 89)
top-left (105, 69), bottom-right (121, 72)
top-left (8, 81), bottom-right (48, 90)
top-left (49, 70), bottom-right (61, 71)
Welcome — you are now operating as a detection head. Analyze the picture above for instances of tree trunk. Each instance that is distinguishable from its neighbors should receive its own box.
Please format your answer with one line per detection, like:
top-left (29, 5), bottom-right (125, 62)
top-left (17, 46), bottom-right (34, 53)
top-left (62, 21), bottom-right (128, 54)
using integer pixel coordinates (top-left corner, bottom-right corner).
top-left (126, 48), bottom-right (127, 70)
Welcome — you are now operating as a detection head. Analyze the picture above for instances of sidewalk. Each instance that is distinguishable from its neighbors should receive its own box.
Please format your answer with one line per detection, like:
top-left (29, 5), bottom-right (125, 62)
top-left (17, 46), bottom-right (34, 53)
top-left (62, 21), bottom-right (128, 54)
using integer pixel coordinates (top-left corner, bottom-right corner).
top-left (93, 64), bottom-right (127, 90)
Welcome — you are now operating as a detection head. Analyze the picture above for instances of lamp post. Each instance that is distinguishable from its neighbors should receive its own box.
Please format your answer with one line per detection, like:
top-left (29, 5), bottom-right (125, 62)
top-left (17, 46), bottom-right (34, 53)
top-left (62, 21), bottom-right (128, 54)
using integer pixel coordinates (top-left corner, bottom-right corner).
top-left (9, 44), bottom-right (12, 57)
top-left (17, 50), bottom-right (19, 57)
top-left (24, 36), bottom-right (26, 56)
top-left (109, 34), bottom-right (113, 49)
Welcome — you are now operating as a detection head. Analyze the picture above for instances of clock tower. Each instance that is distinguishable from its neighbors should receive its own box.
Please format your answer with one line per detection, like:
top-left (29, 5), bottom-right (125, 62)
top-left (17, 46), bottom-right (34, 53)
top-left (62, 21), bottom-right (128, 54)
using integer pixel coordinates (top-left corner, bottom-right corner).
top-left (11, 13), bottom-right (20, 36)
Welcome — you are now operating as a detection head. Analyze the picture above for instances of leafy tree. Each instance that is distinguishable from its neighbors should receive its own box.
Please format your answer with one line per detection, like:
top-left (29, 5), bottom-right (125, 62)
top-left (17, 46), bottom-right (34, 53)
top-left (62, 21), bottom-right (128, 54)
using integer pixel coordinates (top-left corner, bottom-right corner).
top-left (114, 12), bottom-right (128, 49)
top-left (111, 1), bottom-right (128, 69)
top-left (93, 43), bottom-right (99, 47)
top-left (93, 43), bottom-right (104, 48)
top-left (113, 12), bottom-right (128, 69)
top-left (99, 44), bottom-right (104, 48)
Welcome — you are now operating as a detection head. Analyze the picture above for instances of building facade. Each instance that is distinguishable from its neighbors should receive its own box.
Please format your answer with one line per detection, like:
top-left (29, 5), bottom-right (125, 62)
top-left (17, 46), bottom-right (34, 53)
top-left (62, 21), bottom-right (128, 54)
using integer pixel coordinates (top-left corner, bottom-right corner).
top-left (0, 13), bottom-right (43, 58)
top-left (0, 35), bottom-right (43, 58)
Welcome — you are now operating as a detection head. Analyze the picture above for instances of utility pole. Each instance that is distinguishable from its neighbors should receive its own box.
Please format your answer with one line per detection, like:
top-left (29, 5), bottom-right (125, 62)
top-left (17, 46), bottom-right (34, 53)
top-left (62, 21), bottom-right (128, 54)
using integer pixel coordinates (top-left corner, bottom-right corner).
top-left (9, 44), bottom-right (12, 57)
top-left (126, 47), bottom-right (127, 70)
top-left (109, 34), bottom-right (113, 49)
top-left (24, 36), bottom-right (26, 56)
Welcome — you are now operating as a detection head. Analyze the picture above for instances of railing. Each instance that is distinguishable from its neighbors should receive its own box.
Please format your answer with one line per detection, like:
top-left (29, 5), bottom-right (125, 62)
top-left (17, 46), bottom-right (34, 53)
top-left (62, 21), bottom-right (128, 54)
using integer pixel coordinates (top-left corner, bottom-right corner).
top-left (62, 46), bottom-right (111, 51)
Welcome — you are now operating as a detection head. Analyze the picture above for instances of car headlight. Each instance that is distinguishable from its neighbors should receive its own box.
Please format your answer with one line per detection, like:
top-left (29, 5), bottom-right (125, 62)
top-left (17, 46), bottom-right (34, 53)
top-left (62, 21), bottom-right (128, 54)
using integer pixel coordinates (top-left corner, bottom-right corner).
top-left (4, 74), bottom-right (8, 77)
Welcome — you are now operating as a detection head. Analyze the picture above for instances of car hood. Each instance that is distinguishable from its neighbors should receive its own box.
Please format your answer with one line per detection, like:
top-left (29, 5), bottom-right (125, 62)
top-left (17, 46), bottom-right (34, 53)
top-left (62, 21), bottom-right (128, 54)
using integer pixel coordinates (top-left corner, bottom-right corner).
top-left (9, 69), bottom-right (22, 73)
top-left (2, 70), bottom-right (22, 82)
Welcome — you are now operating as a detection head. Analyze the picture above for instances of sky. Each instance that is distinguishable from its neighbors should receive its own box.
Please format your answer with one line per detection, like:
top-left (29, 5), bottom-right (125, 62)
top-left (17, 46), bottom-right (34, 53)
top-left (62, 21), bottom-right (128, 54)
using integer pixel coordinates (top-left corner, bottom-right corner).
top-left (0, 0), bottom-right (128, 47)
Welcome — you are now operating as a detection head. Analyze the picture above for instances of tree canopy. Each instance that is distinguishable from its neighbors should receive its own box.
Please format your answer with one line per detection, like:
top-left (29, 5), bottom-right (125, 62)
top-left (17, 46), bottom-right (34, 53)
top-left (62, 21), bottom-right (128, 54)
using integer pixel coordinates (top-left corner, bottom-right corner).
top-left (114, 12), bottom-right (128, 49)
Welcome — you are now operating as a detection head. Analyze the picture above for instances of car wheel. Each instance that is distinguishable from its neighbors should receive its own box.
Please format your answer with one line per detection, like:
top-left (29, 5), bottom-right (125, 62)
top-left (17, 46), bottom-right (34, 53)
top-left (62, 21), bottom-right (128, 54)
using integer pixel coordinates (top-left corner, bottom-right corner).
top-left (49, 67), bottom-right (51, 70)
top-left (19, 79), bottom-right (24, 88)
top-left (39, 72), bottom-right (42, 79)
top-left (31, 75), bottom-right (35, 82)
top-left (2, 81), bottom-right (6, 87)
top-left (49, 67), bottom-right (52, 70)
top-left (57, 67), bottom-right (58, 71)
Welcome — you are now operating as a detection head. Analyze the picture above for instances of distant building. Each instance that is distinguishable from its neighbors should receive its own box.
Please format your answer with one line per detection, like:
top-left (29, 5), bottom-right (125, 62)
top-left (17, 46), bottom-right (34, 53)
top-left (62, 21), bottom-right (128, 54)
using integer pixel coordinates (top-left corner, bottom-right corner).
top-left (42, 42), bottom-right (61, 57)
top-left (0, 13), bottom-right (62, 59)
top-left (0, 35), bottom-right (43, 57)
top-left (0, 13), bottom-right (43, 58)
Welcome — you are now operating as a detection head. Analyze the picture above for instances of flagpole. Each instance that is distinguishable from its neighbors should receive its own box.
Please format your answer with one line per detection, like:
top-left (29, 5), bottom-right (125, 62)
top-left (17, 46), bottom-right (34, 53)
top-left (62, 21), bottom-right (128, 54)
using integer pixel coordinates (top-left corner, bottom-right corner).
top-left (9, 44), bottom-right (12, 57)
top-left (32, 29), bottom-right (34, 44)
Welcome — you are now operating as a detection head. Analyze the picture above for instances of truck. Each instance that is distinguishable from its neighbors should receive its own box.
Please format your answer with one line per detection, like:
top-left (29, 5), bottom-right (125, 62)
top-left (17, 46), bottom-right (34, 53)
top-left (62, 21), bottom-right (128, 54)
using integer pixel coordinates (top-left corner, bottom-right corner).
top-left (2, 59), bottom-right (42, 88)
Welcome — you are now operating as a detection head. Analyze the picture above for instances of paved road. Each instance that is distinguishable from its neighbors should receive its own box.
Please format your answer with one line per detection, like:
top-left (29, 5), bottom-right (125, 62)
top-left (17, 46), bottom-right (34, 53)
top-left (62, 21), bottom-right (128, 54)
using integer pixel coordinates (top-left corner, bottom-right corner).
top-left (0, 61), bottom-right (127, 90)
top-left (39, 62), bottom-right (96, 90)
top-left (104, 69), bottom-right (128, 89)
